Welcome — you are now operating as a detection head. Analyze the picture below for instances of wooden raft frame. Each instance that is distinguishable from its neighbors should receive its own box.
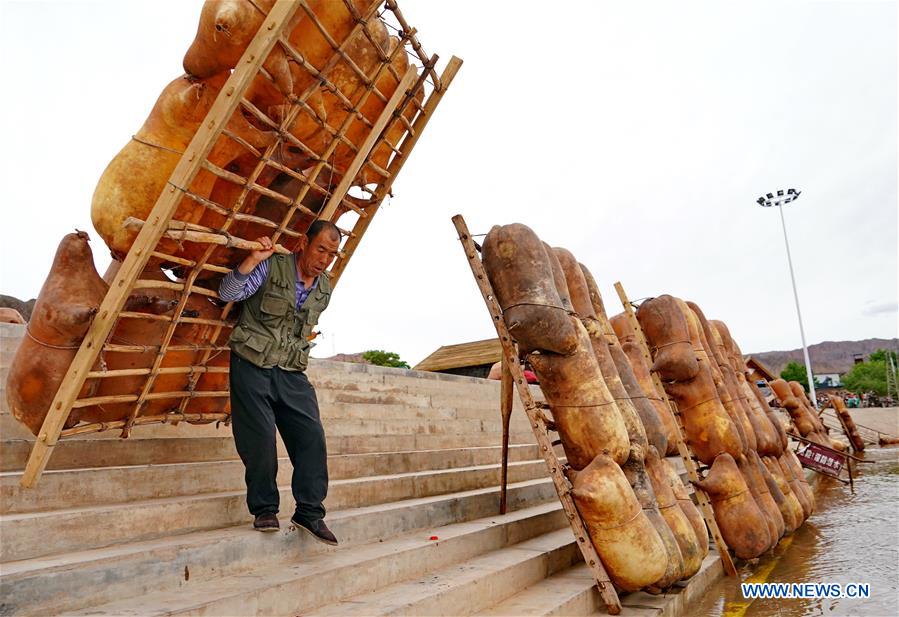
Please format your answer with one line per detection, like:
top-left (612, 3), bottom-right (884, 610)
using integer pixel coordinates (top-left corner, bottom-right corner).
top-left (22, 0), bottom-right (461, 487)
top-left (452, 215), bottom-right (623, 615)
top-left (612, 282), bottom-right (739, 577)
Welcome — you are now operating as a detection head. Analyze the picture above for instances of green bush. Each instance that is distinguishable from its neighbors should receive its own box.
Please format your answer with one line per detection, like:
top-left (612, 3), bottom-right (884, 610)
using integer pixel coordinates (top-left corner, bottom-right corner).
top-left (780, 361), bottom-right (818, 392)
top-left (362, 349), bottom-right (410, 369)
top-left (842, 349), bottom-right (897, 396)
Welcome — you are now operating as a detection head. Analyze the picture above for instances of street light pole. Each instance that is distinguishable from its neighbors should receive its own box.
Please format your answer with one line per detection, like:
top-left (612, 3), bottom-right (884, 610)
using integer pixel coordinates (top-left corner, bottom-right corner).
top-left (757, 189), bottom-right (818, 407)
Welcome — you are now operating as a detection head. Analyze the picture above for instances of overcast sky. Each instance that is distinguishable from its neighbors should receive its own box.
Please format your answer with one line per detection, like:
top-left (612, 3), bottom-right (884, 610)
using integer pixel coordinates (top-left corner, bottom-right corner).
top-left (1, 0), bottom-right (896, 368)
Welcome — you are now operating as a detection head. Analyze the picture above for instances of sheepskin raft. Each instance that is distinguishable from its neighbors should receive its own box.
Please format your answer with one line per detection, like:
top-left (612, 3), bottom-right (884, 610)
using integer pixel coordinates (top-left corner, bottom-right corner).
top-left (11, 0), bottom-right (460, 488)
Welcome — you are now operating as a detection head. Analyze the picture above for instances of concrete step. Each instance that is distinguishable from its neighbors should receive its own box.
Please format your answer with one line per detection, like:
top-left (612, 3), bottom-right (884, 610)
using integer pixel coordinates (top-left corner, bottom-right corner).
top-left (480, 551), bottom-right (725, 617)
top-left (0, 430), bottom-right (537, 471)
top-left (479, 562), bottom-right (601, 616)
top-left (63, 507), bottom-right (574, 615)
top-left (0, 347), bottom-right (19, 369)
top-left (2, 479), bottom-right (560, 616)
top-left (0, 390), bottom-right (524, 419)
top-left (0, 330), bottom-right (505, 403)
top-left (0, 363), bottom-right (513, 404)
top-left (321, 417), bottom-right (511, 436)
top-left (0, 437), bottom-right (242, 472)
top-left (323, 402), bottom-right (536, 429)
top-left (0, 412), bottom-right (534, 442)
top-left (306, 361), bottom-right (498, 392)
top-left (0, 459), bottom-right (549, 562)
top-left (1, 444), bottom-right (540, 514)
top-left (0, 323), bottom-right (24, 337)
top-left (306, 363), bottom-right (544, 408)
top-left (0, 413), bottom-right (230, 440)
top-left (307, 528), bottom-right (581, 616)
top-left (313, 388), bottom-right (532, 415)
top-left (0, 329), bottom-right (491, 397)
top-left (609, 553), bottom-right (726, 617)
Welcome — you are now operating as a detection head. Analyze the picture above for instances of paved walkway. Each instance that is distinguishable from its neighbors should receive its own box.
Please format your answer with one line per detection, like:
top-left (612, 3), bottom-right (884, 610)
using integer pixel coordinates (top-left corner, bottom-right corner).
top-left (846, 406), bottom-right (899, 437)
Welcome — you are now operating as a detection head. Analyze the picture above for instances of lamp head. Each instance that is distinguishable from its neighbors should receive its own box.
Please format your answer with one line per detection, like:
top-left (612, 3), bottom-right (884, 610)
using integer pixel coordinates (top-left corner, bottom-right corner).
top-left (756, 188), bottom-right (801, 207)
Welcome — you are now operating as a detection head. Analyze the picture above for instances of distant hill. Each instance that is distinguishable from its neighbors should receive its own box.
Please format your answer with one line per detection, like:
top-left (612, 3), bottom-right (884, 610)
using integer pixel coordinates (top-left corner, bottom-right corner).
top-left (0, 295), bottom-right (35, 321)
top-left (748, 338), bottom-right (899, 376)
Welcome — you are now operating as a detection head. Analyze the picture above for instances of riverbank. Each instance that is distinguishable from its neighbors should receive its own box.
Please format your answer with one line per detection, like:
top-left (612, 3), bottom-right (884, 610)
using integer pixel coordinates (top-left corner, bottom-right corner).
top-left (686, 446), bottom-right (899, 616)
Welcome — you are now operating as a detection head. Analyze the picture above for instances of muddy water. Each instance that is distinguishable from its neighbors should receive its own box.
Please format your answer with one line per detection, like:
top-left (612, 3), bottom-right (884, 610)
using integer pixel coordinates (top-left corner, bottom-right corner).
top-left (690, 448), bottom-right (899, 616)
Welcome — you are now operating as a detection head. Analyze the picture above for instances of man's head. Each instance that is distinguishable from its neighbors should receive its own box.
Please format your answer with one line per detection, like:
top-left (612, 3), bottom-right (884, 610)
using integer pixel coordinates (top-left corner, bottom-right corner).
top-left (297, 219), bottom-right (341, 279)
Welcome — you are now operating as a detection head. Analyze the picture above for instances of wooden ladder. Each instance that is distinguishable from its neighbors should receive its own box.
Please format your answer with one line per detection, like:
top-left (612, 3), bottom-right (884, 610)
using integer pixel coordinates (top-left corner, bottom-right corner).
top-left (452, 215), bottom-right (622, 615)
top-left (612, 282), bottom-right (738, 577)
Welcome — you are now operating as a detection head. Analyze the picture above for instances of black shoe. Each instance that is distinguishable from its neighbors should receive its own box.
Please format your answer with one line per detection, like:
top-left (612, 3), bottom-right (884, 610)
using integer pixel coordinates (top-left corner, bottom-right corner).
top-left (253, 513), bottom-right (280, 532)
top-left (291, 516), bottom-right (338, 546)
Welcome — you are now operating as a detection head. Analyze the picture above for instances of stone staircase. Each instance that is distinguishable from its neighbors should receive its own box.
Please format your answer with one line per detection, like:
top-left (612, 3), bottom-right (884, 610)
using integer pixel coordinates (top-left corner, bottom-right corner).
top-left (0, 323), bottom-right (720, 616)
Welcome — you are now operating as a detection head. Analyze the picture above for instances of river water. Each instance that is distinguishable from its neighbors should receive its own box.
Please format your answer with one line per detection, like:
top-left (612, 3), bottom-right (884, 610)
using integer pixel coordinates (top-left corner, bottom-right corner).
top-left (690, 447), bottom-right (899, 617)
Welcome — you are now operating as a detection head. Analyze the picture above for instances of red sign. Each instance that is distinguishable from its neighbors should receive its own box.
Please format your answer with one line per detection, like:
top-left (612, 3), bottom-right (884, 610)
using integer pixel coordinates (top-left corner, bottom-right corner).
top-left (796, 443), bottom-right (844, 478)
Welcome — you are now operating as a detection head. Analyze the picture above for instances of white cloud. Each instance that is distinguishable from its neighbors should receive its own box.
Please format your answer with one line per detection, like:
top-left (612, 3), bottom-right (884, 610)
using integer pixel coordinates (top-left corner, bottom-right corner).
top-left (862, 301), bottom-right (899, 317)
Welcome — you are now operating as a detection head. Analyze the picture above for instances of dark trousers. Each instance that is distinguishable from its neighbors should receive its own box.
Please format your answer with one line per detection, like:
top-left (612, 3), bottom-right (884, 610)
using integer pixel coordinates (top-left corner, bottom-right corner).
top-left (229, 352), bottom-right (328, 522)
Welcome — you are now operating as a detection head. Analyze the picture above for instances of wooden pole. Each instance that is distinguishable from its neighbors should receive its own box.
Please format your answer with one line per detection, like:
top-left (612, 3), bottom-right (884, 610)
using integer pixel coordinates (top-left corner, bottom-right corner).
top-left (123, 217), bottom-right (293, 255)
top-left (453, 214), bottom-right (622, 615)
top-left (613, 281), bottom-right (739, 577)
top-left (499, 356), bottom-right (513, 515)
top-left (19, 0), bottom-right (302, 488)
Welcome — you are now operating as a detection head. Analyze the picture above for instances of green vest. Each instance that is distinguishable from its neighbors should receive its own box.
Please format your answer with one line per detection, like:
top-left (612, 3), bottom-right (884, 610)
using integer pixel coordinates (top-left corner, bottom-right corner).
top-left (228, 254), bottom-right (331, 371)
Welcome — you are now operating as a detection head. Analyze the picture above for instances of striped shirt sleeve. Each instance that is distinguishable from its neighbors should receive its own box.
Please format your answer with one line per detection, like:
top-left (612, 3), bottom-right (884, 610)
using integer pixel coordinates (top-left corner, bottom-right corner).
top-left (218, 260), bottom-right (270, 302)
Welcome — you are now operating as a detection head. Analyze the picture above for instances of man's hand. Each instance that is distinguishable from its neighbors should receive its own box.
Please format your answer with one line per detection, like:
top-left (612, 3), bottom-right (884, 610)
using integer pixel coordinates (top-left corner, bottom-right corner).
top-left (237, 236), bottom-right (276, 274)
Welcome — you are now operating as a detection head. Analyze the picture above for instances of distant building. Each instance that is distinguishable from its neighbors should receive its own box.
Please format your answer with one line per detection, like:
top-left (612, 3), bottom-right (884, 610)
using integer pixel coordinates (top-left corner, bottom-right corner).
top-left (414, 339), bottom-right (502, 378)
top-left (814, 373), bottom-right (843, 388)
top-left (744, 356), bottom-right (777, 383)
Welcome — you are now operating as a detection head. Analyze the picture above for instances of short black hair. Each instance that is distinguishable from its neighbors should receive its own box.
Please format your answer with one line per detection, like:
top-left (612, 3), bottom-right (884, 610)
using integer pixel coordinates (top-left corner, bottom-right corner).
top-left (306, 219), bottom-right (341, 241)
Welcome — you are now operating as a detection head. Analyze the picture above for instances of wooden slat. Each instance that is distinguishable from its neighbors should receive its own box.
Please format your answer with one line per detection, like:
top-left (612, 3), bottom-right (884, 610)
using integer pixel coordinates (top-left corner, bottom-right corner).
top-left (125, 217), bottom-right (293, 256)
top-left (260, 157), bottom-right (366, 217)
top-left (60, 413), bottom-right (229, 437)
top-left (318, 65), bottom-right (418, 220)
top-left (453, 214), bottom-right (622, 615)
top-left (132, 279), bottom-right (219, 299)
top-left (150, 251), bottom-right (232, 274)
top-left (73, 390), bottom-right (230, 408)
top-left (328, 55), bottom-right (462, 285)
top-left (340, 0), bottom-right (423, 126)
top-left (613, 281), bottom-right (739, 577)
top-left (268, 16), bottom-right (414, 245)
top-left (19, 0), bottom-right (303, 488)
top-left (384, 0), bottom-right (441, 90)
top-left (101, 344), bottom-right (230, 353)
top-left (86, 366), bottom-right (229, 379)
top-left (118, 312), bottom-right (232, 329)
